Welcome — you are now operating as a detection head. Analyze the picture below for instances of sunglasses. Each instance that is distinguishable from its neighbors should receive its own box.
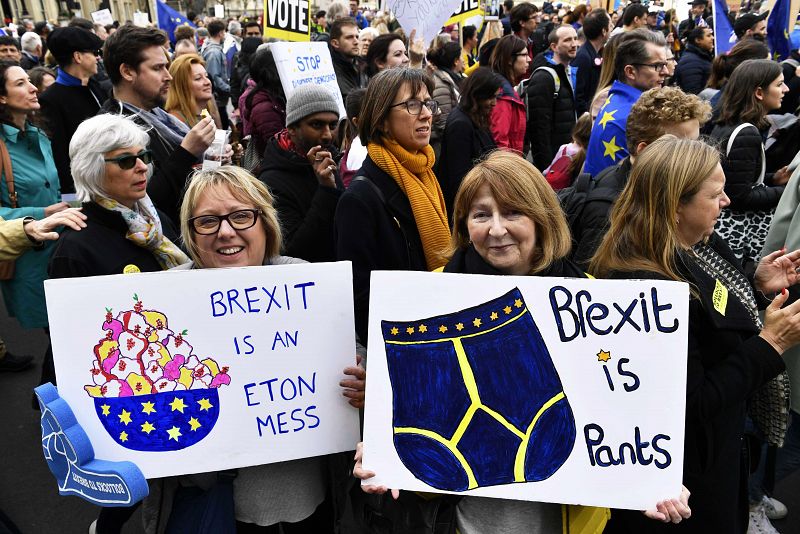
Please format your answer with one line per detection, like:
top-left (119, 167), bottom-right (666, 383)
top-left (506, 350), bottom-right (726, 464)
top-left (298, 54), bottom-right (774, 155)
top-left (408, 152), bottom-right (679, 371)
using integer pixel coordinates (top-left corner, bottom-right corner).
top-left (104, 149), bottom-right (153, 170)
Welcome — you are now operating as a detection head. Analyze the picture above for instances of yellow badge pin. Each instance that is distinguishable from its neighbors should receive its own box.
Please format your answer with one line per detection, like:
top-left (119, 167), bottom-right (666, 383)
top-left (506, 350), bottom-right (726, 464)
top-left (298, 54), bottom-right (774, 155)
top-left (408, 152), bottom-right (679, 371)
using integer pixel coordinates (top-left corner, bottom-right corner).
top-left (712, 279), bottom-right (728, 316)
top-left (123, 264), bottom-right (141, 274)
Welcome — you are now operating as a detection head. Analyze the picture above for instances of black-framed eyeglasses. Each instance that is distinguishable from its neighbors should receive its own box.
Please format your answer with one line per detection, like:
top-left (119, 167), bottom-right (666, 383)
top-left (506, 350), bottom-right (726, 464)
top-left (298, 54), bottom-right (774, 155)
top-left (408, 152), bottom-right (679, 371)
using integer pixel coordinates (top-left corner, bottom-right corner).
top-left (188, 209), bottom-right (262, 235)
top-left (389, 99), bottom-right (439, 116)
top-left (103, 149), bottom-right (153, 170)
top-left (633, 62), bottom-right (669, 72)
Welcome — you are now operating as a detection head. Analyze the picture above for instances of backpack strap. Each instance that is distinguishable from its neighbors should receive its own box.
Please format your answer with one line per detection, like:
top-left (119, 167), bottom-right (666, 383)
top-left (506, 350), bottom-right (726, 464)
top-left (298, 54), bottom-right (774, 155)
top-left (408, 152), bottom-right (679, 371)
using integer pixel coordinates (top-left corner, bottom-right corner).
top-left (726, 122), bottom-right (766, 185)
top-left (351, 175), bottom-right (385, 205)
top-left (533, 66), bottom-right (560, 99)
top-left (781, 58), bottom-right (800, 69)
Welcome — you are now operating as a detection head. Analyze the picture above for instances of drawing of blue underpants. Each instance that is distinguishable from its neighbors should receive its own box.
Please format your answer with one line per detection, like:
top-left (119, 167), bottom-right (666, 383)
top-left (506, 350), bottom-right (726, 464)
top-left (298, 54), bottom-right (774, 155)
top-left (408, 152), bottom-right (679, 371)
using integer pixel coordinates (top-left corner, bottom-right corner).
top-left (382, 287), bottom-right (575, 492)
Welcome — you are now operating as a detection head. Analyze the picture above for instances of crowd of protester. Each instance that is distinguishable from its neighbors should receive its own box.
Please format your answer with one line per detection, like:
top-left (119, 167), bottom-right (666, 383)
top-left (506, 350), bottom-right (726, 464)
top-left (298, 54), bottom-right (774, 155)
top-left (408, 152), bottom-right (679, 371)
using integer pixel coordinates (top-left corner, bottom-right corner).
top-left (3, 0), bottom-right (800, 533)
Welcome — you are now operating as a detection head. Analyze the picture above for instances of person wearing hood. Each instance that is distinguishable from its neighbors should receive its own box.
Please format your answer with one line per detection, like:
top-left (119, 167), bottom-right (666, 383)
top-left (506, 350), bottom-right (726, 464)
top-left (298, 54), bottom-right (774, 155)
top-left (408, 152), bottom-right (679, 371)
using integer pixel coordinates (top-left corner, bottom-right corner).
top-left (524, 24), bottom-right (578, 171)
top-left (258, 85), bottom-right (343, 263)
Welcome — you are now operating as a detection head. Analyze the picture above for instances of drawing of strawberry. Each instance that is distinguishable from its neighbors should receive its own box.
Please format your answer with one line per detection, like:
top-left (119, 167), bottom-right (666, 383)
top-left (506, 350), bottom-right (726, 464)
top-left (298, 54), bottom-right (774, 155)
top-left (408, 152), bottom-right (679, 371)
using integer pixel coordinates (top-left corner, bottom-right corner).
top-left (133, 294), bottom-right (143, 313)
top-left (175, 329), bottom-right (187, 347)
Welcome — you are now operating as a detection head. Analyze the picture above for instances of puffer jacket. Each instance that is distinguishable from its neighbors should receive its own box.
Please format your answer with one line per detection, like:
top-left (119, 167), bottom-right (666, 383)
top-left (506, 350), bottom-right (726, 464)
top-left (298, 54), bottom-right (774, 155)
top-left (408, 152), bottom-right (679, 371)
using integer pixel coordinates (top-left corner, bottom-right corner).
top-left (490, 77), bottom-right (526, 153)
top-left (674, 44), bottom-right (713, 95)
top-left (430, 68), bottom-right (461, 160)
top-left (525, 52), bottom-right (577, 171)
top-left (238, 80), bottom-right (286, 158)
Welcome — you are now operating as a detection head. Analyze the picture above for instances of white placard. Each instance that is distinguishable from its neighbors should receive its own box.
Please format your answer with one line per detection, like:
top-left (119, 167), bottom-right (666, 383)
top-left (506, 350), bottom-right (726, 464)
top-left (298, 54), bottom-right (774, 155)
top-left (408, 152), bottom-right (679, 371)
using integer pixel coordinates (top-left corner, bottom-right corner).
top-left (214, 4), bottom-right (224, 18)
top-left (133, 11), bottom-right (149, 27)
top-left (385, 0), bottom-right (464, 42)
top-left (46, 262), bottom-right (360, 479)
top-left (363, 271), bottom-right (688, 511)
top-left (269, 41), bottom-right (347, 118)
top-left (91, 9), bottom-right (114, 26)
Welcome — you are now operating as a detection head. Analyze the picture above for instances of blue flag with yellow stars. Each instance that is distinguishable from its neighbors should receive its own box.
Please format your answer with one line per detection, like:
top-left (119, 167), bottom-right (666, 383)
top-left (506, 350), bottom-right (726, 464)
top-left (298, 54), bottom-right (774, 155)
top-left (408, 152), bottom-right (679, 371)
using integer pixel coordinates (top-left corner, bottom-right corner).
top-left (381, 288), bottom-right (575, 492)
top-left (584, 80), bottom-right (642, 176)
top-left (157, 0), bottom-right (195, 43)
top-left (768, 0), bottom-right (791, 61)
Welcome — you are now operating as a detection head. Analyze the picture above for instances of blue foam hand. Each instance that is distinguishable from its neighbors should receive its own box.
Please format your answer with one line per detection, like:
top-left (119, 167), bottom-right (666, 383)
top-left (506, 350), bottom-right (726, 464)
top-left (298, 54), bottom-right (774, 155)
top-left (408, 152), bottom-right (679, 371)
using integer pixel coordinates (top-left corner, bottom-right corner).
top-left (35, 383), bottom-right (149, 507)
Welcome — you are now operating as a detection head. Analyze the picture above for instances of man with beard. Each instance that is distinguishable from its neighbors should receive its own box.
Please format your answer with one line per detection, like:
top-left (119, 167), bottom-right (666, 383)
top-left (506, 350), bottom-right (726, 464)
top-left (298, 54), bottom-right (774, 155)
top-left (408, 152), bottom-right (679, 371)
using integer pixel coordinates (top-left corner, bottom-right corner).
top-left (100, 24), bottom-right (216, 226)
top-left (734, 12), bottom-right (768, 41)
top-left (329, 17), bottom-right (365, 101)
top-left (525, 24), bottom-right (579, 171)
top-left (258, 85), bottom-right (343, 262)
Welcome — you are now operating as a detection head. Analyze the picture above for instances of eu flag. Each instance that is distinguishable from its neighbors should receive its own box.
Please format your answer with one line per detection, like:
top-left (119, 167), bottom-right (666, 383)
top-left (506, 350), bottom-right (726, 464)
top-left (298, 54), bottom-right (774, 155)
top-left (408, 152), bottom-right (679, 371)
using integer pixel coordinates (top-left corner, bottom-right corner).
top-left (156, 0), bottom-right (195, 43)
top-left (712, 0), bottom-right (737, 55)
top-left (768, 0), bottom-right (792, 61)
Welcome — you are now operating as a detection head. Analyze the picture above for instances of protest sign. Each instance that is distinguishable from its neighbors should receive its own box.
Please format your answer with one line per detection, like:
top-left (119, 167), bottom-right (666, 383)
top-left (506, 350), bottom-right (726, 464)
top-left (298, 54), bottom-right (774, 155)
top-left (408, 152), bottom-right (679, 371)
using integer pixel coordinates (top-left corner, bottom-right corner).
top-left (445, 0), bottom-right (482, 26)
top-left (264, 0), bottom-right (311, 42)
top-left (214, 4), bottom-right (224, 18)
top-left (91, 9), bottom-right (114, 27)
top-left (45, 262), bottom-right (360, 479)
top-left (133, 11), bottom-right (150, 27)
top-left (363, 272), bottom-right (688, 511)
top-left (269, 41), bottom-right (346, 118)
top-left (385, 0), bottom-right (463, 41)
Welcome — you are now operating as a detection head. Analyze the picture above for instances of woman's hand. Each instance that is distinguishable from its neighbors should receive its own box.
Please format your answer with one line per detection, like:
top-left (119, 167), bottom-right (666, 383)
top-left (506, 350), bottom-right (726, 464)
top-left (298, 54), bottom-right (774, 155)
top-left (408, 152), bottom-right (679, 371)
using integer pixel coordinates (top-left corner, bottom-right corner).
top-left (44, 201), bottom-right (70, 217)
top-left (354, 442), bottom-right (399, 499)
top-left (754, 248), bottom-right (800, 294)
top-left (341, 354), bottom-right (366, 409)
top-left (181, 117), bottom-right (217, 157)
top-left (760, 288), bottom-right (800, 354)
top-left (25, 208), bottom-right (87, 241)
top-left (773, 166), bottom-right (791, 186)
top-left (307, 145), bottom-right (337, 188)
top-left (408, 29), bottom-right (426, 67)
top-left (643, 485), bottom-right (691, 523)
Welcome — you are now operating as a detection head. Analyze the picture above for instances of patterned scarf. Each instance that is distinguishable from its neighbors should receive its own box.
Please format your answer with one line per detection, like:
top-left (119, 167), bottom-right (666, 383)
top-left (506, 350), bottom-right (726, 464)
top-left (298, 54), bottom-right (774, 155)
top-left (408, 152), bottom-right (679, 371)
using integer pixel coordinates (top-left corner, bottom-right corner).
top-left (95, 195), bottom-right (190, 270)
top-left (367, 140), bottom-right (449, 270)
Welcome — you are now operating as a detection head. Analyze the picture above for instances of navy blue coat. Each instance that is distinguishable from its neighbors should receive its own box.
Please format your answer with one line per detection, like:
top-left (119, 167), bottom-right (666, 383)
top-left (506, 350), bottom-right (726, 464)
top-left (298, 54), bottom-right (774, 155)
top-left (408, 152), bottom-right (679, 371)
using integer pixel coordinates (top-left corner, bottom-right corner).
top-left (674, 44), bottom-right (713, 95)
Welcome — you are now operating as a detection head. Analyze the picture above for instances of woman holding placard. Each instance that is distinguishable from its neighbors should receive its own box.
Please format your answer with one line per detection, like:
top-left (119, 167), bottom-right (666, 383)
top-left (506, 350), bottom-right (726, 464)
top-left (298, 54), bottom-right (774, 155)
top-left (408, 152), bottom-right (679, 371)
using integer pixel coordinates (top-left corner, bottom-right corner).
top-left (170, 165), bottom-right (363, 532)
top-left (590, 135), bottom-right (800, 532)
top-left (353, 150), bottom-right (692, 533)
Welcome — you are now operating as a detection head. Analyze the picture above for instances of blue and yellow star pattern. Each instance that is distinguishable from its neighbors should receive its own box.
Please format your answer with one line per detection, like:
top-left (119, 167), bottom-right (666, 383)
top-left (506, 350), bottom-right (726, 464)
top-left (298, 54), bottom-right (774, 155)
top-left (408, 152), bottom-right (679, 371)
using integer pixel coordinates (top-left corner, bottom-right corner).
top-left (584, 80), bottom-right (643, 176)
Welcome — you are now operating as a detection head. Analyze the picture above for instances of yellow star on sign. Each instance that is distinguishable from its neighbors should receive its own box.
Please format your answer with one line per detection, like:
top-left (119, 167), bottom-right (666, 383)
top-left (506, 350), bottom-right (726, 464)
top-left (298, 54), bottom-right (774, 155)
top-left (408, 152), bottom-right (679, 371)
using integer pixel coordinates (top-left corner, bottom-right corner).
top-left (455, 322), bottom-right (464, 331)
top-left (504, 306), bottom-right (512, 314)
top-left (141, 401), bottom-right (156, 415)
top-left (141, 421), bottom-right (155, 434)
top-left (406, 326), bottom-right (415, 334)
top-left (390, 327), bottom-right (399, 335)
top-left (118, 409), bottom-right (132, 425)
top-left (169, 397), bottom-right (187, 413)
top-left (439, 325), bottom-right (448, 333)
top-left (598, 109), bottom-right (617, 129)
top-left (188, 417), bottom-right (202, 431)
top-left (603, 136), bottom-right (624, 161)
top-left (167, 426), bottom-right (182, 441)
top-left (100, 404), bottom-right (111, 416)
top-left (119, 431), bottom-right (129, 442)
top-left (490, 311), bottom-right (499, 320)
top-left (198, 398), bottom-right (213, 412)
top-left (418, 324), bottom-right (428, 333)
top-left (597, 350), bottom-right (612, 362)
top-left (473, 318), bottom-right (482, 327)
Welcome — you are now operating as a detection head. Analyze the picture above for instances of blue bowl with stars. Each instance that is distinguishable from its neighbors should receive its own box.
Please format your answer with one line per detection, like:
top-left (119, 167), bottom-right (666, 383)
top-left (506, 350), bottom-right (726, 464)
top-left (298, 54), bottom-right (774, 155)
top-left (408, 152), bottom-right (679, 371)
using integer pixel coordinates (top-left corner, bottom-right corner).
top-left (94, 389), bottom-right (220, 451)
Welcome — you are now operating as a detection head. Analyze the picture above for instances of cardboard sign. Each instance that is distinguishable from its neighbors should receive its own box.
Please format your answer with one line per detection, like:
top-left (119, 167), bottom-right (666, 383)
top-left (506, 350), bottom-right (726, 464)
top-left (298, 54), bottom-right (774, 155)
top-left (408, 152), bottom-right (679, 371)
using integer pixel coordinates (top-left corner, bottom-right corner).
top-left (45, 262), bottom-right (360, 479)
top-left (269, 41), bottom-right (347, 118)
top-left (264, 0), bottom-right (311, 42)
top-left (385, 0), bottom-right (464, 41)
top-left (362, 272), bottom-right (689, 511)
top-left (91, 9), bottom-right (114, 26)
top-left (445, 0), bottom-right (482, 26)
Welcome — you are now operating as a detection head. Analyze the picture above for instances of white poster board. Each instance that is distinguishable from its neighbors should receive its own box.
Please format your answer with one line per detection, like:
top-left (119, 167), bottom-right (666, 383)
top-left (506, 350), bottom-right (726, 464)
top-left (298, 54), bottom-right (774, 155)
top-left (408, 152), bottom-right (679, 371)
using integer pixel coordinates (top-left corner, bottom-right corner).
top-left (385, 0), bottom-right (463, 42)
top-left (133, 11), bottom-right (150, 27)
top-left (269, 41), bottom-right (346, 118)
top-left (214, 4), bottom-right (225, 18)
top-left (46, 262), bottom-right (360, 479)
top-left (363, 272), bottom-right (688, 511)
top-left (91, 9), bottom-right (114, 26)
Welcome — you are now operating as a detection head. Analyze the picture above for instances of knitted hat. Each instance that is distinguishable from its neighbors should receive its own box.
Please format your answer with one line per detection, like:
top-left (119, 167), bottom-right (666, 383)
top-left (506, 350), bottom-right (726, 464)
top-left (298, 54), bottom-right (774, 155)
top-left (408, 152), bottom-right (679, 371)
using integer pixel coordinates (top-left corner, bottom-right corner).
top-left (285, 85), bottom-right (340, 127)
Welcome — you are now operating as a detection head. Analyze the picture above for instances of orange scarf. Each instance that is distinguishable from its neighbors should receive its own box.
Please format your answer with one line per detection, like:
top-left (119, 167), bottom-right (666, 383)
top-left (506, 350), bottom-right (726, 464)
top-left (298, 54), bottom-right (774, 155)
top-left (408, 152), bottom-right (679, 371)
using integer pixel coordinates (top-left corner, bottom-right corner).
top-left (368, 140), bottom-right (449, 270)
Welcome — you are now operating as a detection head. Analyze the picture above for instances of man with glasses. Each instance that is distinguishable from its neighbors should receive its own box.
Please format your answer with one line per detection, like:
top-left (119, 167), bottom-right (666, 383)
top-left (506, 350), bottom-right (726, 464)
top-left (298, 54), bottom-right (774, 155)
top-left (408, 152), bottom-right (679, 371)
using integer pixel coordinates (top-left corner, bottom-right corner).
top-left (584, 29), bottom-right (668, 176)
top-left (258, 86), bottom-right (344, 263)
top-left (38, 27), bottom-right (107, 194)
top-left (510, 2), bottom-right (539, 79)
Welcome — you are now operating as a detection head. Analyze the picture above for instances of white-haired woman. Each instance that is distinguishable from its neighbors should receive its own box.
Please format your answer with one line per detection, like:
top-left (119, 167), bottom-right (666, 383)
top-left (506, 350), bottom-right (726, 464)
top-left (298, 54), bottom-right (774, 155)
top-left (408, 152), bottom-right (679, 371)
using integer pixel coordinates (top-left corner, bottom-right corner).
top-left (49, 114), bottom-right (189, 278)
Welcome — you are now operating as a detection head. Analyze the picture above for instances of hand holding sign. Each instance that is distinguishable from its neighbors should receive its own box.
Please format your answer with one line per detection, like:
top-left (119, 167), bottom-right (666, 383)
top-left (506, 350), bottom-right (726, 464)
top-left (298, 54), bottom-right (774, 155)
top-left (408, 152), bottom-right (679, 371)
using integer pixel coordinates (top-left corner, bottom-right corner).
top-left (385, 0), bottom-right (464, 45)
top-left (35, 383), bottom-right (148, 507)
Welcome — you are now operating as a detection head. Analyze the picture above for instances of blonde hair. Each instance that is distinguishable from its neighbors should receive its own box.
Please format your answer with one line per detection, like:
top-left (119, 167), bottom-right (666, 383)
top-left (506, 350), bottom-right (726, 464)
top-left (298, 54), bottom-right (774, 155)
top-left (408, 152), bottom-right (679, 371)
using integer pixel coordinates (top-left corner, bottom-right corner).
top-left (180, 166), bottom-right (282, 267)
top-left (447, 150), bottom-right (571, 273)
top-left (165, 54), bottom-right (218, 127)
top-left (589, 136), bottom-right (720, 281)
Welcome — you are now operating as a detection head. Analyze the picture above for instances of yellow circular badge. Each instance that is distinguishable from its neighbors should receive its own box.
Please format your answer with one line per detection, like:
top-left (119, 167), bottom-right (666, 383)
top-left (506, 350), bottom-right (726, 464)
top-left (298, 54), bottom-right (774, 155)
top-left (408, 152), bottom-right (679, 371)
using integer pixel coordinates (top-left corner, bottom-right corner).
top-left (123, 264), bottom-right (141, 274)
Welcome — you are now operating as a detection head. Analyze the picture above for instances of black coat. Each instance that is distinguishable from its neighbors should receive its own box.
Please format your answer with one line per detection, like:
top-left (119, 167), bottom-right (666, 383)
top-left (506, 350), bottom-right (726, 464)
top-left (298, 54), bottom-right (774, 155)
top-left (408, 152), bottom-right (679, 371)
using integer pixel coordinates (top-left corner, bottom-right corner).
top-left (444, 242), bottom-right (586, 278)
top-left (779, 51), bottom-right (800, 114)
top-left (606, 234), bottom-right (784, 533)
top-left (99, 98), bottom-right (199, 228)
top-left (572, 158), bottom-right (632, 268)
top-left (331, 47), bottom-right (365, 101)
top-left (710, 123), bottom-right (785, 211)
top-left (573, 41), bottom-right (601, 115)
top-left (674, 44), bottom-right (713, 95)
top-left (334, 156), bottom-right (427, 342)
top-left (525, 54), bottom-right (577, 171)
top-left (258, 137), bottom-right (343, 263)
top-left (38, 80), bottom-right (108, 193)
top-left (436, 107), bottom-right (496, 216)
top-left (48, 201), bottom-right (180, 278)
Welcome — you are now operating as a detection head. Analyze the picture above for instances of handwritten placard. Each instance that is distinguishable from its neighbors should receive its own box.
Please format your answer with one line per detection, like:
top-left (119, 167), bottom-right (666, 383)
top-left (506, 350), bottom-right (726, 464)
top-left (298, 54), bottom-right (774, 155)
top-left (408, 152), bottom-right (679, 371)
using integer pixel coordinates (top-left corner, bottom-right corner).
top-left (91, 9), bottom-right (114, 27)
top-left (45, 262), bottom-right (360, 479)
top-left (385, 0), bottom-right (464, 42)
top-left (362, 271), bottom-right (688, 511)
top-left (269, 41), bottom-right (346, 118)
